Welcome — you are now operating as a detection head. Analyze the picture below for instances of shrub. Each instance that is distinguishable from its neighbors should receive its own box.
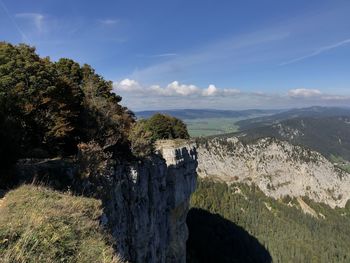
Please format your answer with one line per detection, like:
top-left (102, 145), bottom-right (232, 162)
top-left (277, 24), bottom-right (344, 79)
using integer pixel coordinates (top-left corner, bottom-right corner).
top-left (75, 141), bottom-right (116, 196)
top-left (128, 120), bottom-right (154, 158)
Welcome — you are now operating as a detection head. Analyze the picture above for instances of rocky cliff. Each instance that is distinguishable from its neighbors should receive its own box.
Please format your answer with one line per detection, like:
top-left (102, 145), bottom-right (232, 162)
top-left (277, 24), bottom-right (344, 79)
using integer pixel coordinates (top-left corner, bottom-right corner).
top-left (196, 137), bottom-right (350, 208)
top-left (14, 140), bottom-right (198, 263)
top-left (104, 140), bottom-right (197, 263)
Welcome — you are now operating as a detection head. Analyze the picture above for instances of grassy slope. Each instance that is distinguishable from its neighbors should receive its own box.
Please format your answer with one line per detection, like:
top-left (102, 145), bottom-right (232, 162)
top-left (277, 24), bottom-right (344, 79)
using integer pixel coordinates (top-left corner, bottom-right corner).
top-left (0, 185), bottom-right (122, 263)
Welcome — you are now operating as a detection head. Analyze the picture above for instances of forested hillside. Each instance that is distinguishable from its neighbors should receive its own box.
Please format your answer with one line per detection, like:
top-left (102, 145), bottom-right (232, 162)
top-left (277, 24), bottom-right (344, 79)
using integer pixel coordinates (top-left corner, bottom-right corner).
top-left (236, 106), bottom-right (350, 131)
top-left (187, 179), bottom-right (350, 263)
top-left (234, 116), bottom-right (350, 161)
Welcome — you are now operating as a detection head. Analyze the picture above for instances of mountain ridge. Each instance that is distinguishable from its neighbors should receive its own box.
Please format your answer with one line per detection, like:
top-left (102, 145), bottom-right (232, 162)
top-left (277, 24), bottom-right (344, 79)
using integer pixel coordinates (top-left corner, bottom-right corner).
top-left (196, 136), bottom-right (350, 208)
top-left (136, 109), bottom-right (282, 120)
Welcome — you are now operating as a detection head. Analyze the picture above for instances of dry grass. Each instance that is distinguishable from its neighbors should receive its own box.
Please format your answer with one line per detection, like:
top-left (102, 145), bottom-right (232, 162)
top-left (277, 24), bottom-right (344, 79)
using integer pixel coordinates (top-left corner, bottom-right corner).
top-left (0, 185), bottom-right (123, 263)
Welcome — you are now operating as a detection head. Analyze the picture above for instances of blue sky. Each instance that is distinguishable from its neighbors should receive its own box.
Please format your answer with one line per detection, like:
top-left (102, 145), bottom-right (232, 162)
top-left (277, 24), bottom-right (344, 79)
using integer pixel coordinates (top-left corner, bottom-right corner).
top-left (1, 0), bottom-right (350, 110)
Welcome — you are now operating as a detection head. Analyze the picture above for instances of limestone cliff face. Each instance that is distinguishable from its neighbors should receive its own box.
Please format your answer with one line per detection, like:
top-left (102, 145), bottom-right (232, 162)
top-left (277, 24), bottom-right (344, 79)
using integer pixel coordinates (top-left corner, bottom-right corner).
top-left (197, 137), bottom-right (350, 208)
top-left (14, 141), bottom-right (197, 262)
top-left (104, 141), bottom-right (197, 263)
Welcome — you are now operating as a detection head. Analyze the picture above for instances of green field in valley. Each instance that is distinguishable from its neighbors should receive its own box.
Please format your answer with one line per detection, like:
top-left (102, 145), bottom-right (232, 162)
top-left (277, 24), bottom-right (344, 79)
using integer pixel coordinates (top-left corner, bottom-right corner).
top-left (184, 117), bottom-right (241, 137)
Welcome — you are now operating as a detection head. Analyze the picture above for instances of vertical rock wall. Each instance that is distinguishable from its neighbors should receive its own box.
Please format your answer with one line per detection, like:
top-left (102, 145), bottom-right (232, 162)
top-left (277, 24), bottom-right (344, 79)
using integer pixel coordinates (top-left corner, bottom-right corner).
top-left (104, 141), bottom-right (197, 263)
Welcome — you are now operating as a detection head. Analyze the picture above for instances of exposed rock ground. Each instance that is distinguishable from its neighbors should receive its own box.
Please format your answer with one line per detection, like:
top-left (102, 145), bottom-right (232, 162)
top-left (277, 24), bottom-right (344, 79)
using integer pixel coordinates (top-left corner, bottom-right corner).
top-left (197, 137), bottom-right (350, 208)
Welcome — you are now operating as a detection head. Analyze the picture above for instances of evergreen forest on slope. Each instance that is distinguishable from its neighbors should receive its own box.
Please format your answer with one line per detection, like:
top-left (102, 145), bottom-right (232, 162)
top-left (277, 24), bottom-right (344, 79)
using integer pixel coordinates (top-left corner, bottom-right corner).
top-left (187, 179), bottom-right (350, 263)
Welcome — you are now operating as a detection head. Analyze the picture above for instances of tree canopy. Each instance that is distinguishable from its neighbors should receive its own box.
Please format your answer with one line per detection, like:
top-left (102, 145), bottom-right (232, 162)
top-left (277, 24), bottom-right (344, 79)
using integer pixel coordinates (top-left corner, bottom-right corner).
top-left (0, 42), bottom-right (134, 167)
top-left (144, 113), bottom-right (189, 141)
top-left (0, 42), bottom-right (192, 185)
top-left (128, 113), bottom-right (190, 157)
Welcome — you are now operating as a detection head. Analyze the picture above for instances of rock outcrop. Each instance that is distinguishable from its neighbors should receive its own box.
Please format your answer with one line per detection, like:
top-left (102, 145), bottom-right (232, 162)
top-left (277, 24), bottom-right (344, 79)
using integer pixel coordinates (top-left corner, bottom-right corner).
top-left (104, 140), bottom-right (197, 263)
top-left (14, 140), bottom-right (198, 263)
top-left (196, 137), bottom-right (350, 208)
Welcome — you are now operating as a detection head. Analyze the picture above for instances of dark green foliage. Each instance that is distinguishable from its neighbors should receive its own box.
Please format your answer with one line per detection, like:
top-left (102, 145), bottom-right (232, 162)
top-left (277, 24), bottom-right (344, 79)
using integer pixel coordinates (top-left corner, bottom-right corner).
top-left (0, 42), bottom-right (78, 156)
top-left (143, 113), bottom-right (189, 140)
top-left (0, 96), bottom-right (22, 186)
top-left (128, 114), bottom-right (189, 157)
top-left (0, 42), bottom-right (134, 174)
top-left (128, 120), bottom-right (154, 158)
top-left (0, 96), bottom-right (21, 166)
top-left (188, 179), bottom-right (350, 263)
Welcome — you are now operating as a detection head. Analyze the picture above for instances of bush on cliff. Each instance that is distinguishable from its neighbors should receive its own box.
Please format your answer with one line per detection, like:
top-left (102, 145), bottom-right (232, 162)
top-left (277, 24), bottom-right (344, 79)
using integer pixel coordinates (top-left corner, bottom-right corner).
top-left (144, 113), bottom-right (189, 141)
top-left (128, 114), bottom-right (189, 157)
top-left (128, 120), bottom-right (154, 158)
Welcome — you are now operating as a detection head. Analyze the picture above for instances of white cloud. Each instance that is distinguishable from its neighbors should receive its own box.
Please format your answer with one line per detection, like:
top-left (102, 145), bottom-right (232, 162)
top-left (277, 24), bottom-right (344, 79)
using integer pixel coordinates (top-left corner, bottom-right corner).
top-left (113, 79), bottom-right (240, 97)
top-left (116, 78), bottom-right (142, 92)
top-left (202, 85), bottom-right (217, 96)
top-left (113, 80), bottom-right (350, 110)
top-left (15, 13), bottom-right (44, 32)
top-left (288, 88), bottom-right (322, 98)
top-left (202, 85), bottom-right (240, 96)
top-left (321, 95), bottom-right (350, 101)
top-left (163, 81), bottom-right (200, 96)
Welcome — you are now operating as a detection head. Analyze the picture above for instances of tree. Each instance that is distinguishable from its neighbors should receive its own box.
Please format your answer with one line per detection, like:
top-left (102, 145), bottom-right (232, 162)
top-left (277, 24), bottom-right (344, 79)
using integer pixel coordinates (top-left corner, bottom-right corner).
top-left (143, 113), bottom-right (189, 140)
top-left (0, 42), bottom-right (77, 156)
top-left (0, 42), bottom-right (135, 162)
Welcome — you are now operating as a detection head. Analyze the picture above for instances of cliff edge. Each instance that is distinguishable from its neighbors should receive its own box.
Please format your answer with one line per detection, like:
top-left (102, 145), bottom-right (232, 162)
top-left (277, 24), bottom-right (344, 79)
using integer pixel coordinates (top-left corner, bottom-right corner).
top-left (104, 140), bottom-right (197, 263)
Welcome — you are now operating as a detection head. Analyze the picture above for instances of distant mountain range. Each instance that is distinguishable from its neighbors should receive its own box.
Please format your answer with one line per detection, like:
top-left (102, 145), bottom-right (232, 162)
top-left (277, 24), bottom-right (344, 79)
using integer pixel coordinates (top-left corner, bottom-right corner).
top-left (137, 106), bottom-right (350, 121)
top-left (236, 106), bottom-right (350, 130)
top-left (136, 109), bottom-right (281, 120)
top-left (138, 106), bottom-right (350, 161)
top-left (229, 107), bottom-right (350, 161)
top-left (234, 116), bottom-right (350, 161)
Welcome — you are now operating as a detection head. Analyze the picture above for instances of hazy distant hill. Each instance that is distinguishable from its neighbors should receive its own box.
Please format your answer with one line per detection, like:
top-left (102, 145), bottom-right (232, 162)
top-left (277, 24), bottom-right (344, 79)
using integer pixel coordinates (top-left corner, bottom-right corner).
top-left (233, 116), bottom-right (350, 161)
top-left (136, 109), bottom-right (281, 120)
top-left (236, 106), bottom-right (350, 131)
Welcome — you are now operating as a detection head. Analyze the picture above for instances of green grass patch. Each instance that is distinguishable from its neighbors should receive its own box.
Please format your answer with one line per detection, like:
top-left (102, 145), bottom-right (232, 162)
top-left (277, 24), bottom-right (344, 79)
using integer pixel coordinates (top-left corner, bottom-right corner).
top-left (184, 117), bottom-right (241, 137)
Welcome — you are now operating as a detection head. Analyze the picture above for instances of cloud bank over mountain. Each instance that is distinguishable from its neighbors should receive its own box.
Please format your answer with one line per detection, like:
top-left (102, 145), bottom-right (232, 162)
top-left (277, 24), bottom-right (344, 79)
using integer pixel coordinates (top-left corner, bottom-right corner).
top-left (113, 79), bottom-right (350, 110)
